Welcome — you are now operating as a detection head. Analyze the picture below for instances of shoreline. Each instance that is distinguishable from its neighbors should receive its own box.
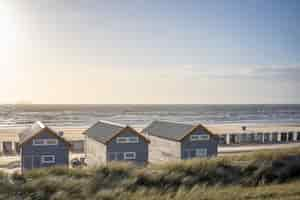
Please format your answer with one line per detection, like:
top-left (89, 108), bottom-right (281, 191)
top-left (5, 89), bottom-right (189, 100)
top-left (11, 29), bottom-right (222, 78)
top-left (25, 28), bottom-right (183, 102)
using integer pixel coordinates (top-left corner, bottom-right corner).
top-left (0, 121), bottom-right (299, 130)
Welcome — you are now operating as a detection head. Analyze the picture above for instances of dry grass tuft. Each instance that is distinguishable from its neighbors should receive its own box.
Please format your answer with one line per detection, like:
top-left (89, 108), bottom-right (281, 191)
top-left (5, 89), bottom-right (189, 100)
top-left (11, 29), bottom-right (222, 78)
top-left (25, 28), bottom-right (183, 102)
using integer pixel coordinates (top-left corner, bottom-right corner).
top-left (2, 147), bottom-right (300, 199)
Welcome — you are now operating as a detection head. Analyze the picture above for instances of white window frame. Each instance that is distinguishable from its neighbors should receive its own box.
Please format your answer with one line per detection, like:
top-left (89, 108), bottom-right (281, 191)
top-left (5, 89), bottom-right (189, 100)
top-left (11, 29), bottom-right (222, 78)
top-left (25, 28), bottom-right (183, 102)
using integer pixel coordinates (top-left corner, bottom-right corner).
top-left (128, 137), bottom-right (139, 143)
top-left (41, 155), bottom-right (56, 164)
top-left (116, 137), bottom-right (139, 144)
top-left (124, 152), bottom-right (136, 160)
top-left (45, 139), bottom-right (58, 145)
top-left (33, 139), bottom-right (44, 145)
top-left (190, 134), bottom-right (210, 141)
top-left (33, 139), bottom-right (58, 146)
top-left (195, 148), bottom-right (207, 157)
top-left (116, 137), bottom-right (127, 143)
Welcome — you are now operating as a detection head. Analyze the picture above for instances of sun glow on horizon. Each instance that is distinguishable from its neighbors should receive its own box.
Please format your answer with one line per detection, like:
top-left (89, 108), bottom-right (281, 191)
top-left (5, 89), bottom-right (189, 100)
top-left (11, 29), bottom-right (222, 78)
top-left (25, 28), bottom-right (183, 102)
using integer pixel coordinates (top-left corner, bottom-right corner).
top-left (0, 3), bottom-right (18, 49)
top-left (0, 3), bottom-right (19, 83)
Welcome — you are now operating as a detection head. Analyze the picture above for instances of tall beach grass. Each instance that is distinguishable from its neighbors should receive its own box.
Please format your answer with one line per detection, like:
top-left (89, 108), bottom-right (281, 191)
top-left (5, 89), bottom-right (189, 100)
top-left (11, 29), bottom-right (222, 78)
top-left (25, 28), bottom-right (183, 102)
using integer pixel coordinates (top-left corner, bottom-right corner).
top-left (3, 147), bottom-right (300, 200)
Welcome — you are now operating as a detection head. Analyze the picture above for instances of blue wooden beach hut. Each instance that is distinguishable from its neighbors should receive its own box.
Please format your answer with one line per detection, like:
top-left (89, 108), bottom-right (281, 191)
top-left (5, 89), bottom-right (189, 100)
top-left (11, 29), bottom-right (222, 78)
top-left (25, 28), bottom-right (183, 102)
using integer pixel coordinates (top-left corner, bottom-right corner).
top-left (19, 121), bottom-right (71, 173)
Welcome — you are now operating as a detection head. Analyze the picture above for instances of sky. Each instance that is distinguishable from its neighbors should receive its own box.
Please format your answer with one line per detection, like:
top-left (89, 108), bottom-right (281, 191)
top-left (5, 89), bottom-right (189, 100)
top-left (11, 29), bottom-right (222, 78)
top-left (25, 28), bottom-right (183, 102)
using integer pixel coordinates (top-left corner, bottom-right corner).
top-left (0, 0), bottom-right (300, 104)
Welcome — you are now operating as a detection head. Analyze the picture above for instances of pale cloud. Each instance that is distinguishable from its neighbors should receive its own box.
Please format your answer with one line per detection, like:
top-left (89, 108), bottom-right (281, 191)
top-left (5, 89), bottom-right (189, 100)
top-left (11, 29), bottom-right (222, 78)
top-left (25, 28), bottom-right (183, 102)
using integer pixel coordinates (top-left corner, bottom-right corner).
top-left (252, 65), bottom-right (300, 80)
top-left (162, 65), bottom-right (300, 81)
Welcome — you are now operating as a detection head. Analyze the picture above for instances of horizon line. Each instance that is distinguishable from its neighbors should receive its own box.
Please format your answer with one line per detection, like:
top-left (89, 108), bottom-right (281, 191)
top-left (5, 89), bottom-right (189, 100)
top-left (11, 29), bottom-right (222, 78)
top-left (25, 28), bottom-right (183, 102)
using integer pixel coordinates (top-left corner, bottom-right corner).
top-left (1, 103), bottom-right (300, 106)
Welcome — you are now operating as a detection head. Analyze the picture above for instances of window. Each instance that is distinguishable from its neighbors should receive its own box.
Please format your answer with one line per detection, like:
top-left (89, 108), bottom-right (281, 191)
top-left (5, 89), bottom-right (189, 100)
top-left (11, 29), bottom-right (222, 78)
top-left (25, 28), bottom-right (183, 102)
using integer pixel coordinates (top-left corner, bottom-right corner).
top-left (41, 155), bottom-right (55, 164)
top-left (116, 137), bottom-right (127, 143)
top-left (124, 152), bottom-right (136, 160)
top-left (195, 148), bottom-right (207, 157)
top-left (116, 137), bottom-right (139, 143)
top-left (33, 139), bottom-right (58, 146)
top-left (45, 139), bottom-right (58, 145)
top-left (184, 148), bottom-right (208, 159)
top-left (190, 134), bottom-right (210, 141)
top-left (33, 139), bottom-right (44, 145)
top-left (128, 137), bottom-right (139, 143)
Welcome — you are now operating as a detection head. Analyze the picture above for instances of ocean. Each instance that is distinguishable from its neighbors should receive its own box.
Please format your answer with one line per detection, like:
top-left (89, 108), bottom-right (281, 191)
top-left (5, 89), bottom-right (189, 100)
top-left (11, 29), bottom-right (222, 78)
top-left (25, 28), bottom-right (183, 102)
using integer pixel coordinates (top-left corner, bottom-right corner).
top-left (0, 104), bottom-right (300, 129)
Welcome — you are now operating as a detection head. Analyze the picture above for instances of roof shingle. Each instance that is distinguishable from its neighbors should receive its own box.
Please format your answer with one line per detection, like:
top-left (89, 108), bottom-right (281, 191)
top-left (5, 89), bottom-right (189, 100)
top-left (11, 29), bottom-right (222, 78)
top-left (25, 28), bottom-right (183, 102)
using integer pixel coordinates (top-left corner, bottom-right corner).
top-left (142, 121), bottom-right (195, 141)
top-left (84, 121), bottom-right (125, 143)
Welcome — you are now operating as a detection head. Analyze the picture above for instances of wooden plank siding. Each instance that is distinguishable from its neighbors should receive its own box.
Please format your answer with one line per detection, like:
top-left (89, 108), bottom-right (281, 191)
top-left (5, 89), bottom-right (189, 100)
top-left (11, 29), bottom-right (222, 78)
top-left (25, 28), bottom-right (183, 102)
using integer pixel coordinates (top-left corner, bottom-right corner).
top-left (85, 137), bottom-right (106, 166)
top-left (106, 130), bottom-right (149, 165)
top-left (21, 129), bottom-right (69, 172)
top-left (147, 135), bottom-right (181, 163)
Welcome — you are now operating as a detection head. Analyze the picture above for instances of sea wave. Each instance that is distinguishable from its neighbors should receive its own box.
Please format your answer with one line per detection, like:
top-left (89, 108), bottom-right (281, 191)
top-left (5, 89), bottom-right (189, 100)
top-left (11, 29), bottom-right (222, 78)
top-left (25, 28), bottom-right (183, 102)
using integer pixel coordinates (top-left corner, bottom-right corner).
top-left (0, 104), bottom-right (300, 129)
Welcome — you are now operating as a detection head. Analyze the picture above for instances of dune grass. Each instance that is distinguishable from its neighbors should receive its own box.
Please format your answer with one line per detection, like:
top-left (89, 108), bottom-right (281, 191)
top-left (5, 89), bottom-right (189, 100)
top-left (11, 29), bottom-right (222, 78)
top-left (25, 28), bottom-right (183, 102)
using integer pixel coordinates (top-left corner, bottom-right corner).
top-left (2, 147), bottom-right (300, 200)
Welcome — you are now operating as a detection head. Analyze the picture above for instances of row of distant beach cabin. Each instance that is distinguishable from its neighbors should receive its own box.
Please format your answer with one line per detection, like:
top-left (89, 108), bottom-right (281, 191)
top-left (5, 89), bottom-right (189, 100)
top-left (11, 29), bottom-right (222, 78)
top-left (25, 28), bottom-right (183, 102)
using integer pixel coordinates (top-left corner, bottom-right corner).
top-left (211, 125), bottom-right (300, 145)
top-left (18, 120), bottom-right (218, 172)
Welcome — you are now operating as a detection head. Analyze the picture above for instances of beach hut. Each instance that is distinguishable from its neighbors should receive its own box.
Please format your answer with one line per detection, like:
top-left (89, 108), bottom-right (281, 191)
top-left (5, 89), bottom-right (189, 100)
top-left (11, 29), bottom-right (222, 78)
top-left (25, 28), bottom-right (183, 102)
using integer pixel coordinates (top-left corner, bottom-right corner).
top-left (262, 133), bottom-right (271, 143)
top-left (288, 132), bottom-right (294, 142)
top-left (19, 121), bottom-right (71, 173)
top-left (297, 132), bottom-right (300, 141)
top-left (280, 132), bottom-right (288, 142)
top-left (84, 121), bottom-right (149, 166)
top-left (142, 121), bottom-right (218, 163)
top-left (271, 132), bottom-right (279, 143)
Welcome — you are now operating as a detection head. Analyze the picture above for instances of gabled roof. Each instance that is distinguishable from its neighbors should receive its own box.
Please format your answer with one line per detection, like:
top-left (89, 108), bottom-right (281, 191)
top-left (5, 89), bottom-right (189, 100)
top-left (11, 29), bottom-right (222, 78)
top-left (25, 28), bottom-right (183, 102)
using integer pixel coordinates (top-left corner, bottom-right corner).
top-left (18, 121), bottom-right (71, 147)
top-left (84, 120), bottom-right (149, 144)
top-left (142, 120), bottom-right (215, 141)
